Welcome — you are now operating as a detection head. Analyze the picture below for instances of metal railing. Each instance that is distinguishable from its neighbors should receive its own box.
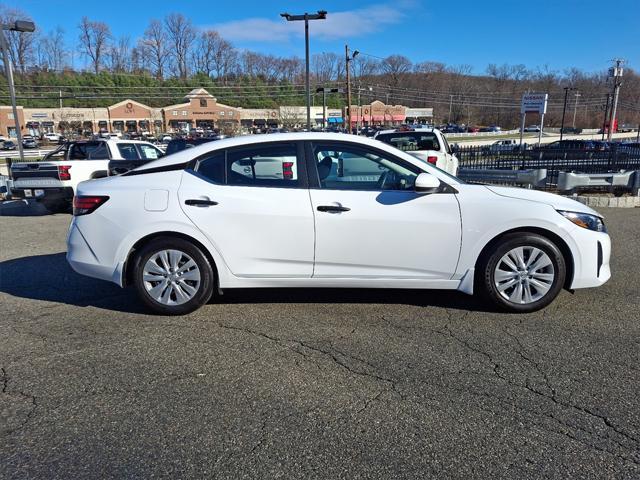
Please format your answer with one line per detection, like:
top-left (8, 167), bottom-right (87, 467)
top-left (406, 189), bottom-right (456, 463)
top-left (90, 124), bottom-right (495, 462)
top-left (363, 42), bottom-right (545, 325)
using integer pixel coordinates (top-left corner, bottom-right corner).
top-left (455, 143), bottom-right (640, 192)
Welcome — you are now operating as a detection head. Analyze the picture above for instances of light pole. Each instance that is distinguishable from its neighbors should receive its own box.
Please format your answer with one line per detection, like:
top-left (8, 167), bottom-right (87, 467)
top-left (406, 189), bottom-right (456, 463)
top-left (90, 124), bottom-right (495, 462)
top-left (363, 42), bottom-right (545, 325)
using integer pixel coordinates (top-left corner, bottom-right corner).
top-left (559, 87), bottom-right (575, 141)
top-left (0, 20), bottom-right (36, 163)
top-left (281, 11), bottom-right (327, 131)
top-left (345, 45), bottom-right (359, 134)
top-left (316, 87), bottom-right (342, 129)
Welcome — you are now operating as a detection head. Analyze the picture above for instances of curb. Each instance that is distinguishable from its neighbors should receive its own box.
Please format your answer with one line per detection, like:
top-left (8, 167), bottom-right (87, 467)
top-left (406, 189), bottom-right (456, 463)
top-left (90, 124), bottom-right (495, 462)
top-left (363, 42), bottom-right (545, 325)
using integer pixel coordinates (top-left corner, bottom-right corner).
top-left (569, 195), bottom-right (640, 208)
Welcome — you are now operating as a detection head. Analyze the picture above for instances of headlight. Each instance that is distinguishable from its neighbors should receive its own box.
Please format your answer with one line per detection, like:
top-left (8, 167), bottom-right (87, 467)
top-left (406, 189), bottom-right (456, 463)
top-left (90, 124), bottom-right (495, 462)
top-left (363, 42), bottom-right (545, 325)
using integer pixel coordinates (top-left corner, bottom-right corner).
top-left (558, 210), bottom-right (607, 233)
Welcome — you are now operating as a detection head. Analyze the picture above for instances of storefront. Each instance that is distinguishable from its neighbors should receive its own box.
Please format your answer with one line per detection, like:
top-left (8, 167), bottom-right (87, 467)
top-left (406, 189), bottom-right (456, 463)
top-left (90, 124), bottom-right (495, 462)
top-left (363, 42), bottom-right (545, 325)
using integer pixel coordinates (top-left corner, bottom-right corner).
top-left (0, 106), bottom-right (25, 138)
top-left (108, 99), bottom-right (160, 134)
top-left (162, 88), bottom-right (240, 133)
top-left (348, 101), bottom-right (407, 127)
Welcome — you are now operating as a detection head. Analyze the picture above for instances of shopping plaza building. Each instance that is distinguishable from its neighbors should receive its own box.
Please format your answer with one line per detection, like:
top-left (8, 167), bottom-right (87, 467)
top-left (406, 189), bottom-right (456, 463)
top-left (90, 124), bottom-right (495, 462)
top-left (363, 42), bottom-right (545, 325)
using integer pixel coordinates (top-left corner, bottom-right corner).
top-left (1, 88), bottom-right (433, 138)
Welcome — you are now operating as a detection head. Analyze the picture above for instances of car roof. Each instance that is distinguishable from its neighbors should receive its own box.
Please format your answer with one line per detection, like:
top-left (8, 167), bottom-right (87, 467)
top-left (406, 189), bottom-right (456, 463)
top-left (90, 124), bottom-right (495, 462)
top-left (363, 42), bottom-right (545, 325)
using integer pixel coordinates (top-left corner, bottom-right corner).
top-left (133, 132), bottom-right (460, 184)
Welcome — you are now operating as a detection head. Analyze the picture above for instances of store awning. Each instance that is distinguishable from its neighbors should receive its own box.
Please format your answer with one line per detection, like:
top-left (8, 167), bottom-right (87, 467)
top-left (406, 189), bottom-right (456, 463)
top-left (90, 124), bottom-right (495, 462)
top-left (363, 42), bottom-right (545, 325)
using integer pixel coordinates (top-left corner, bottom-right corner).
top-left (371, 115), bottom-right (384, 121)
top-left (254, 119), bottom-right (266, 126)
top-left (327, 117), bottom-right (344, 123)
top-left (391, 114), bottom-right (406, 121)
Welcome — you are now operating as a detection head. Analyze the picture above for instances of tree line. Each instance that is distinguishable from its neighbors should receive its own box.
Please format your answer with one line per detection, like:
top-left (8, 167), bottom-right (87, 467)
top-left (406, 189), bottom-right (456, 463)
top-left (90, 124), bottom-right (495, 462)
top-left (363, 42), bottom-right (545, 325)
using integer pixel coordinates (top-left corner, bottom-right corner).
top-left (1, 5), bottom-right (638, 128)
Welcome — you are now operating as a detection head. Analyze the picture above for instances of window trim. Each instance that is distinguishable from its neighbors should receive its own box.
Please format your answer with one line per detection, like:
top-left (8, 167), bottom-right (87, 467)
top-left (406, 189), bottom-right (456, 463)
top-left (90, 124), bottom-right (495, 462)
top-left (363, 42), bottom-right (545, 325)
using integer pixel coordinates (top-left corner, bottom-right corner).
top-left (189, 141), bottom-right (309, 189)
top-left (305, 140), bottom-right (423, 192)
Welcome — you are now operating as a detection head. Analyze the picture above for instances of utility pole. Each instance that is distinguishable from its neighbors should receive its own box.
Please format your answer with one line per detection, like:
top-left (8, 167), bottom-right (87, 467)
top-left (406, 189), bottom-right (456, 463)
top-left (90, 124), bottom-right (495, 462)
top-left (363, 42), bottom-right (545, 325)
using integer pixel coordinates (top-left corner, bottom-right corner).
top-left (560, 87), bottom-right (575, 141)
top-left (607, 59), bottom-right (624, 141)
top-left (280, 11), bottom-right (327, 131)
top-left (345, 45), bottom-right (359, 134)
top-left (59, 89), bottom-right (63, 109)
top-left (601, 93), bottom-right (611, 141)
top-left (572, 91), bottom-right (581, 128)
top-left (448, 94), bottom-right (453, 123)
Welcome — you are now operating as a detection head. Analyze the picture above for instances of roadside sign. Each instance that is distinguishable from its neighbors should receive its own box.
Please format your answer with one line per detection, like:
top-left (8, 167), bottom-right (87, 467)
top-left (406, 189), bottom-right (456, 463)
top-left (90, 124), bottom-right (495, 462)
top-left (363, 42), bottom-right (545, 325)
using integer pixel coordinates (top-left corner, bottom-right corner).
top-left (521, 93), bottom-right (548, 114)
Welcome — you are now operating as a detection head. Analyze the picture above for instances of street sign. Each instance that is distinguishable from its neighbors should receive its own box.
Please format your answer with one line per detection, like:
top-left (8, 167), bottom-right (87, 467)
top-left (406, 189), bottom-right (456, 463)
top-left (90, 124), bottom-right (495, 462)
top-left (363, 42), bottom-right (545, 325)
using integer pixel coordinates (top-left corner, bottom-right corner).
top-left (521, 93), bottom-right (548, 114)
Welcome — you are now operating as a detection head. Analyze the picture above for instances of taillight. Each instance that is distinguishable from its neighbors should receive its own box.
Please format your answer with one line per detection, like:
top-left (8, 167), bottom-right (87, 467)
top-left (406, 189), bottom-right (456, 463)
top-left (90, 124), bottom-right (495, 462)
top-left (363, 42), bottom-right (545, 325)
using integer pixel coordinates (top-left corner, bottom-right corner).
top-left (73, 195), bottom-right (109, 216)
top-left (427, 156), bottom-right (438, 165)
top-left (282, 161), bottom-right (294, 179)
top-left (58, 165), bottom-right (71, 180)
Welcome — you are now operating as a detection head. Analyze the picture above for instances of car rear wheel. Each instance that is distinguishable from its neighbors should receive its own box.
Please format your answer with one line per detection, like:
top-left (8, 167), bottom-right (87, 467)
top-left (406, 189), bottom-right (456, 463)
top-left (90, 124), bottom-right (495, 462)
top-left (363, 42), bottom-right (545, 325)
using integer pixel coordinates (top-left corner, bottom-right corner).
top-left (477, 233), bottom-right (566, 313)
top-left (132, 237), bottom-right (214, 315)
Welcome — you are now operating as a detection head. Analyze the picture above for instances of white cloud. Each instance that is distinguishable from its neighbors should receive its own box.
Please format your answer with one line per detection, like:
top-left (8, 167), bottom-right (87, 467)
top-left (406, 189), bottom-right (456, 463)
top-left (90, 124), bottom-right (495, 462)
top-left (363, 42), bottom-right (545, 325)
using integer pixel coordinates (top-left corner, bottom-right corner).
top-left (211, 4), bottom-right (405, 43)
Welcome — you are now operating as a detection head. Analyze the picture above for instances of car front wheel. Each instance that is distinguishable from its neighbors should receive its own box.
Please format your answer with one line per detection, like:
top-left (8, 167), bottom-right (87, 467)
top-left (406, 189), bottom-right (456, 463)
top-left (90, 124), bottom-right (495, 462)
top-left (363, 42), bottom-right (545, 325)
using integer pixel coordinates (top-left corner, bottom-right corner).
top-left (132, 237), bottom-right (215, 315)
top-left (477, 233), bottom-right (566, 313)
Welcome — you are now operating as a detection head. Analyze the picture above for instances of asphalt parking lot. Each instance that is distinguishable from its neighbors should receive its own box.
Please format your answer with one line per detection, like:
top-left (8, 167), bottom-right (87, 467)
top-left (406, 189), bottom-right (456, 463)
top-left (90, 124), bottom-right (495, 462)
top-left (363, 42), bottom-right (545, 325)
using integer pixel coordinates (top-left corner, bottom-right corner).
top-left (1, 203), bottom-right (639, 479)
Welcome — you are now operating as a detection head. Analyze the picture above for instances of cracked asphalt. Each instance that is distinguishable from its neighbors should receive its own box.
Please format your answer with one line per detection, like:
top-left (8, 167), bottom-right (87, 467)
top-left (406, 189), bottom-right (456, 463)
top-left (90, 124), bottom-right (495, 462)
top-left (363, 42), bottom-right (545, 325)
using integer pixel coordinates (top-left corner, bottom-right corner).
top-left (1, 204), bottom-right (639, 479)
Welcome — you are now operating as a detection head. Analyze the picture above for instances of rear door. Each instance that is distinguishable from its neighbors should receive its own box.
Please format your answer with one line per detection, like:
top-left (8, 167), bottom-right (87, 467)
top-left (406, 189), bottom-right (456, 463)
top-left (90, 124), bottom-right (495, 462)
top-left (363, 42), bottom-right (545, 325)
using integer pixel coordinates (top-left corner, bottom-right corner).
top-left (307, 141), bottom-right (461, 279)
top-left (178, 141), bottom-right (315, 277)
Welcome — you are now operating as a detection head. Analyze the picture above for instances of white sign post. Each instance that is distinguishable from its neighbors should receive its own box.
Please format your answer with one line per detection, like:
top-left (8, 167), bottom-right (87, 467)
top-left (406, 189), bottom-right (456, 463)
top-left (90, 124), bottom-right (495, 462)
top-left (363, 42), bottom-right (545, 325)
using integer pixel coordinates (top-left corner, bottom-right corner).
top-left (520, 93), bottom-right (548, 147)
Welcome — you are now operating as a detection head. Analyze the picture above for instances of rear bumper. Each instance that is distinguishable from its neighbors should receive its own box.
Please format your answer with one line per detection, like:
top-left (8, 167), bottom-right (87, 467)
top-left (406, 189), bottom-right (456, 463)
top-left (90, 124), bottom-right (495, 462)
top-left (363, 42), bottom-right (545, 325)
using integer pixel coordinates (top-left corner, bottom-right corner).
top-left (67, 222), bottom-right (123, 286)
top-left (11, 186), bottom-right (74, 202)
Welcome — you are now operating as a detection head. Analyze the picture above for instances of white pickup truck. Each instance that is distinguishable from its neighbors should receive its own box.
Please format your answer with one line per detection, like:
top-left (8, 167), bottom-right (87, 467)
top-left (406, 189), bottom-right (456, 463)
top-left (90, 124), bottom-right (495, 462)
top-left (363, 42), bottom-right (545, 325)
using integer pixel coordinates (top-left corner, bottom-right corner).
top-left (9, 138), bottom-right (164, 212)
top-left (373, 127), bottom-right (459, 176)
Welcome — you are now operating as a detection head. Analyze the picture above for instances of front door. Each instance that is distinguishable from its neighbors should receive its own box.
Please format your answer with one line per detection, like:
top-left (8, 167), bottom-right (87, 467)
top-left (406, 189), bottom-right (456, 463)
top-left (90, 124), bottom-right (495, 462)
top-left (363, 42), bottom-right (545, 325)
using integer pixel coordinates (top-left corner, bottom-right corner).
top-left (179, 141), bottom-right (315, 277)
top-left (307, 141), bottom-right (462, 279)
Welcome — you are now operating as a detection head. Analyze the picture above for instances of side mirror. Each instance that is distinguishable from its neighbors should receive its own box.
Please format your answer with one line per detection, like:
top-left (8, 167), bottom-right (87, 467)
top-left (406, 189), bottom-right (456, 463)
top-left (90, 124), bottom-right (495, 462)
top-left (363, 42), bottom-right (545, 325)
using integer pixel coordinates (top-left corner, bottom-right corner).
top-left (414, 173), bottom-right (441, 194)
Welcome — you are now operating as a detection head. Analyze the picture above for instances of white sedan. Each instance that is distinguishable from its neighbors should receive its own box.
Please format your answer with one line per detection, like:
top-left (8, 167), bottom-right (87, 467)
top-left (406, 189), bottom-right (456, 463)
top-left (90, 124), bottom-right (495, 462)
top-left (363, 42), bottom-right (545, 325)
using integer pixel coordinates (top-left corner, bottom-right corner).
top-left (67, 133), bottom-right (611, 315)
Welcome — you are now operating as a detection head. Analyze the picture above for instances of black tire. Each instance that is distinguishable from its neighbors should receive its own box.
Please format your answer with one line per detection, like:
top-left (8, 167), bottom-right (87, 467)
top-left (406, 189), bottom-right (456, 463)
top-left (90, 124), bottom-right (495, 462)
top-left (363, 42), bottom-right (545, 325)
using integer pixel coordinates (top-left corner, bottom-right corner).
top-left (132, 237), bottom-right (215, 315)
top-left (476, 233), bottom-right (566, 313)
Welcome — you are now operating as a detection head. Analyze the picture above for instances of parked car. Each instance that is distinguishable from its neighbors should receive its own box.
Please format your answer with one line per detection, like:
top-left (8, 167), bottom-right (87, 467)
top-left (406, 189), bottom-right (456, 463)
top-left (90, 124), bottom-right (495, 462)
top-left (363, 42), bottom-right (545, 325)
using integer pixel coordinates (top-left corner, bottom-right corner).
top-left (560, 127), bottom-right (582, 134)
top-left (9, 139), bottom-right (164, 212)
top-left (43, 132), bottom-right (63, 142)
top-left (67, 133), bottom-right (610, 315)
top-left (617, 124), bottom-right (637, 133)
top-left (528, 140), bottom-right (602, 160)
top-left (22, 138), bottom-right (39, 149)
top-left (466, 126), bottom-right (480, 133)
top-left (2, 140), bottom-right (17, 150)
top-left (523, 125), bottom-right (540, 132)
top-left (484, 139), bottom-right (519, 154)
top-left (109, 137), bottom-right (224, 176)
top-left (373, 126), bottom-right (458, 175)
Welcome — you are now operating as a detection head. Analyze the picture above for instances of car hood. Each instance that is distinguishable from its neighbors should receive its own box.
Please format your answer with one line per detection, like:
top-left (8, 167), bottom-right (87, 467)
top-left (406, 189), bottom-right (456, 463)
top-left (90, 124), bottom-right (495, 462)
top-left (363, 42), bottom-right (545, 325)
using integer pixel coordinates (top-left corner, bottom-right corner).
top-left (485, 186), bottom-right (602, 217)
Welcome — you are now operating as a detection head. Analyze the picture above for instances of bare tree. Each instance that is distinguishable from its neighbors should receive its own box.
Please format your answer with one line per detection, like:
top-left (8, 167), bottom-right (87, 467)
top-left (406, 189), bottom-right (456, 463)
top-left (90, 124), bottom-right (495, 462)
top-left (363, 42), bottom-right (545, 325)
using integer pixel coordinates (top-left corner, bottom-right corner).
top-left (164, 13), bottom-right (196, 79)
top-left (140, 19), bottom-right (168, 79)
top-left (78, 17), bottom-right (111, 73)
top-left (312, 52), bottom-right (342, 82)
top-left (38, 27), bottom-right (67, 70)
top-left (0, 5), bottom-right (36, 73)
top-left (107, 36), bottom-right (131, 73)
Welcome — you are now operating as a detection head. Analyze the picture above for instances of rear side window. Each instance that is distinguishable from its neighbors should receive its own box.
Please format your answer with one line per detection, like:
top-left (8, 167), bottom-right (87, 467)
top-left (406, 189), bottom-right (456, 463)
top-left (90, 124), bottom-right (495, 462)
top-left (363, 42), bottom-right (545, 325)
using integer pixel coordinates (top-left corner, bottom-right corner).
top-left (195, 152), bottom-right (225, 184)
top-left (118, 144), bottom-right (139, 160)
top-left (69, 142), bottom-right (109, 160)
top-left (228, 144), bottom-right (299, 187)
top-left (194, 143), bottom-right (300, 188)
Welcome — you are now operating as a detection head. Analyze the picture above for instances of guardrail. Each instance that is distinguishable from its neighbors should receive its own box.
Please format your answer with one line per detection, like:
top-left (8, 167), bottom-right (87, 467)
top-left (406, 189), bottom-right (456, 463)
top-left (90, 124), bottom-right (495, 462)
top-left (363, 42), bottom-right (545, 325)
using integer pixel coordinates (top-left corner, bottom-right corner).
top-left (2, 149), bottom-right (54, 161)
top-left (445, 129), bottom-right (520, 138)
top-left (558, 171), bottom-right (639, 194)
top-left (458, 168), bottom-right (548, 188)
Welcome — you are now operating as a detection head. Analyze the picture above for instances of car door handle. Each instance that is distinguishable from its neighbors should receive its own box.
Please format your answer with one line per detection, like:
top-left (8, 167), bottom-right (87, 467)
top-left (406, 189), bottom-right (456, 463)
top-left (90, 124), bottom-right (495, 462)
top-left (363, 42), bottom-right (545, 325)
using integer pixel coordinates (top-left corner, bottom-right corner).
top-left (317, 205), bottom-right (350, 213)
top-left (185, 199), bottom-right (218, 206)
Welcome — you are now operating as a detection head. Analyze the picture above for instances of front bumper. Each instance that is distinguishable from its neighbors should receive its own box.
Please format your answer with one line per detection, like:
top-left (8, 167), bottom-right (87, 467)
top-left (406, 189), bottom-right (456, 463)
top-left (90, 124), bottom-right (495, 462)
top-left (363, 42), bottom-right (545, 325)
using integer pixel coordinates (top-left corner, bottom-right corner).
top-left (569, 228), bottom-right (611, 289)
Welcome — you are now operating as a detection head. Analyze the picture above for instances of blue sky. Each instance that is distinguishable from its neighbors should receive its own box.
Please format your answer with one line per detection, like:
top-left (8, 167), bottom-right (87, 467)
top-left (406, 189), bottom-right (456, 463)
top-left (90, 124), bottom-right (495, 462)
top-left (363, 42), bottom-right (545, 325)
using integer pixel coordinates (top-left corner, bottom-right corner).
top-left (12, 0), bottom-right (640, 74)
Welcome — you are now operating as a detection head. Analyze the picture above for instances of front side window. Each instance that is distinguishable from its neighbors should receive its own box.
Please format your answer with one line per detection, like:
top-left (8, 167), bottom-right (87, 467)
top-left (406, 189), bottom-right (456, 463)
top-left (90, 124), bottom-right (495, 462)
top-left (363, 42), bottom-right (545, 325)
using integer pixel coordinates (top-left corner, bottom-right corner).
top-left (312, 143), bottom-right (418, 191)
top-left (137, 144), bottom-right (163, 160)
top-left (375, 132), bottom-right (440, 152)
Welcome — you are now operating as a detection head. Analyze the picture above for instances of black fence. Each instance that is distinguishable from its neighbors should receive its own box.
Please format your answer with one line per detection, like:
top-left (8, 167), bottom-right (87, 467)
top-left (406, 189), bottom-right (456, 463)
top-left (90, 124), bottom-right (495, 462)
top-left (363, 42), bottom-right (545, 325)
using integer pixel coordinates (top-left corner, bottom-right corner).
top-left (455, 142), bottom-right (640, 189)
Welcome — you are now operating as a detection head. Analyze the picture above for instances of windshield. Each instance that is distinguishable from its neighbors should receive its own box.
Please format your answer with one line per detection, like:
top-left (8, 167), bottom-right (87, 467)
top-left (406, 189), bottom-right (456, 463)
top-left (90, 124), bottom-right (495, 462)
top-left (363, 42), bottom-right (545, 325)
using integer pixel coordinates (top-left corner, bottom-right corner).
top-left (376, 132), bottom-right (440, 152)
